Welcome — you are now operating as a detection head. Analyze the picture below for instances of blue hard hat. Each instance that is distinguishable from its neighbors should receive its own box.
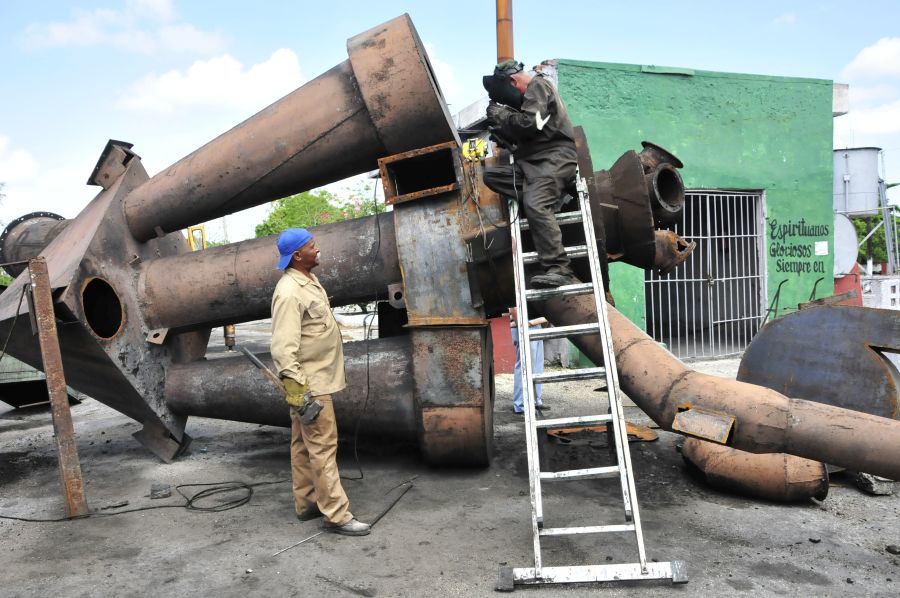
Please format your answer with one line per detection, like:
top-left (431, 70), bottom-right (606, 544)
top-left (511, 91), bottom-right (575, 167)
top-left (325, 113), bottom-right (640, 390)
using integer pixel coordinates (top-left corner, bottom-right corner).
top-left (276, 228), bottom-right (313, 269)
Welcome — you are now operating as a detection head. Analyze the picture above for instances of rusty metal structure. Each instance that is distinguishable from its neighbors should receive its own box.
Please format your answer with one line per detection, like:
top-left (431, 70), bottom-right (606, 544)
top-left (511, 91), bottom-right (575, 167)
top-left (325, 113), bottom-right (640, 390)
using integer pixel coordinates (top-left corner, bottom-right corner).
top-left (2, 14), bottom-right (900, 495)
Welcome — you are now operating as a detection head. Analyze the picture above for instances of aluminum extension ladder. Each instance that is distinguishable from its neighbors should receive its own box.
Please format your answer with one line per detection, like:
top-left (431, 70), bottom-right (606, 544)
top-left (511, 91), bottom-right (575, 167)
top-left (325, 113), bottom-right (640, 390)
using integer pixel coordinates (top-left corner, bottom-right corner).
top-left (497, 170), bottom-right (687, 590)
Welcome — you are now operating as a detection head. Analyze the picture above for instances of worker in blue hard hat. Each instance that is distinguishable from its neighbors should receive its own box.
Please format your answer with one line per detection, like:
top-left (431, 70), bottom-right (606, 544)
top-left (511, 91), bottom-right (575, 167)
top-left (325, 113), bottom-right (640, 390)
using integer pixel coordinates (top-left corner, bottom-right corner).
top-left (270, 228), bottom-right (370, 536)
top-left (482, 60), bottom-right (579, 289)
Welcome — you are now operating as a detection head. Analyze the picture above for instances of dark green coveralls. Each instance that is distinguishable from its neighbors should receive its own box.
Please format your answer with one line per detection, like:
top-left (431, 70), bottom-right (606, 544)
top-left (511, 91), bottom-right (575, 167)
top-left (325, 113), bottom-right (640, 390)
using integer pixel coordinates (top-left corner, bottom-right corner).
top-left (483, 73), bottom-right (578, 277)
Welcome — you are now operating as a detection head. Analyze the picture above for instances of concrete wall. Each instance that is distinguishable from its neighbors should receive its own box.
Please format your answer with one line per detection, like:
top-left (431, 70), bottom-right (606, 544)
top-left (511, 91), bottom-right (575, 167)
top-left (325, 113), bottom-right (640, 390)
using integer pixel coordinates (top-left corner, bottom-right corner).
top-left (556, 60), bottom-right (835, 327)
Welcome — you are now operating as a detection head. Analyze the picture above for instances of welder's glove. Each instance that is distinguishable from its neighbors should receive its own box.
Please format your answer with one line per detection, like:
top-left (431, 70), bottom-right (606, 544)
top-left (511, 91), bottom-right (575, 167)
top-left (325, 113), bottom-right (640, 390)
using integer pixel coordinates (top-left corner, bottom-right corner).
top-left (486, 102), bottom-right (512, 125)
top-left (282, 377), bottom-right (310, 409)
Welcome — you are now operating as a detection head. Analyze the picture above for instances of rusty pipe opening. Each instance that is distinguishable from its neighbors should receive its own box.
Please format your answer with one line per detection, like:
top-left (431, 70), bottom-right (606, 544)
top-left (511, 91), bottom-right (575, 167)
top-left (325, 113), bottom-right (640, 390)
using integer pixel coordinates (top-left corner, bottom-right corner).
top-left (648, 164), bottom-right (685, 223)
top-left (81, 277), bottom-right (124, 340)
top-left (639, 140), bottom-right (684, 171)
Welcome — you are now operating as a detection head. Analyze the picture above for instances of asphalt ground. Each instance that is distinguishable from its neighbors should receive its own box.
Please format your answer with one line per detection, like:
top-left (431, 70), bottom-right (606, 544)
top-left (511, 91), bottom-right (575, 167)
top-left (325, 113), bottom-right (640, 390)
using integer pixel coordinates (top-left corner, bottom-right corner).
top-left (1, 326), bottom-right (898, 597)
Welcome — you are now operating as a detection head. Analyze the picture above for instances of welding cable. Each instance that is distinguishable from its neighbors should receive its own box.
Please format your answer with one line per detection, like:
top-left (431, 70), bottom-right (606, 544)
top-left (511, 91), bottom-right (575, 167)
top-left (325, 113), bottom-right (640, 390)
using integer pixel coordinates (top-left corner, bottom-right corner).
top-left (272, 477), bottom-right (415, 557)
top-left (340, 183), bottom-right (383, 482)
top-left (0, 479), bottom-right (287, 522)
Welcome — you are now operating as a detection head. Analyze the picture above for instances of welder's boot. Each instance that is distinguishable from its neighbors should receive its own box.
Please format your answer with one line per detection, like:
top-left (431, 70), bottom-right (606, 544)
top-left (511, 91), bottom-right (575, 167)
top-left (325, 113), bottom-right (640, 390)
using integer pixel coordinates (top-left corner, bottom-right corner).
top-left (325, 517), bottom-right (371, 536)
top-left (531, 267), bottom-right (579, 289)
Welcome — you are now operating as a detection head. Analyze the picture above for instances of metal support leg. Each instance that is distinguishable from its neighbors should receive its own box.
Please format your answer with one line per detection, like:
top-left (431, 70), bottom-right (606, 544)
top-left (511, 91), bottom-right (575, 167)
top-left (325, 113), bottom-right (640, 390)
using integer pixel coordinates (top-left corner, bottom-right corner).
top-left (29, 257), bottom-right (89, 518)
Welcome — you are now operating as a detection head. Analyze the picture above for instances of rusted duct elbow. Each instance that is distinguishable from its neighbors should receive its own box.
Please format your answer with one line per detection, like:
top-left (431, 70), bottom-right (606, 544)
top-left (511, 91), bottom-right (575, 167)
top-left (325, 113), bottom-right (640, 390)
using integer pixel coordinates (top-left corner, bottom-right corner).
top-left (587, 140), bottom-right (694, 273)
top-left (122, 14), bottom-right (458, 242)
top-left (167, 331), bottom-right (494, 466)
top-left (538, 295), bottom-right (900, 481)
top-left (681, 438), bottom-right (828, 502)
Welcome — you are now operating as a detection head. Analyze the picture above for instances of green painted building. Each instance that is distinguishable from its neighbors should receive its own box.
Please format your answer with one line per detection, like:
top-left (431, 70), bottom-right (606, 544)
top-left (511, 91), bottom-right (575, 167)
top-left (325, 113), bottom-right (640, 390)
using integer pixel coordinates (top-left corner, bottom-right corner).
top-left (554, 59), bottom-right (835, 358)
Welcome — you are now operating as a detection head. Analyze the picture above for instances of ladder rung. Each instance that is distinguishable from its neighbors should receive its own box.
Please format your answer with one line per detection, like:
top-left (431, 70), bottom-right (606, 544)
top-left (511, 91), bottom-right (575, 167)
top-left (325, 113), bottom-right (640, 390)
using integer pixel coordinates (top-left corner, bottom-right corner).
top-left (520, 211), bottom-right (582, 231)
top-left (540, 466), bottom-right (620, 481)
top-left (525, 283), bottom-right (594, 300)
top-left (529, 323), bottom-right (601, 341)
top-left (535, 414), bottom-right (613, 429)
top-left (539, 524), bottom-right (636, 537)
top-left (532, 367), bottom-right (605, 384)
top-left (522, 245), bottom-right (587, 264)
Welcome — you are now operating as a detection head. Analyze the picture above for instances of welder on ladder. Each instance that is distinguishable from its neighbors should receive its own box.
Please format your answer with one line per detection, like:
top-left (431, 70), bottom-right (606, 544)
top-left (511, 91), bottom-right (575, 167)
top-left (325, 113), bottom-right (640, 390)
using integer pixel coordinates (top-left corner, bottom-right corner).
top-left (482, 59), bottom-right (579, 288)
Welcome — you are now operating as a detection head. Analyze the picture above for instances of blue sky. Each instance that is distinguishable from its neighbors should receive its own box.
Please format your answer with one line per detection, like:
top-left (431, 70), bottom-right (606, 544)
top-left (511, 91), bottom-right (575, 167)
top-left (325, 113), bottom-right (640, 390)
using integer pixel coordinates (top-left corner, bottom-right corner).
top-left (1, 0), bottom-right (899, 241)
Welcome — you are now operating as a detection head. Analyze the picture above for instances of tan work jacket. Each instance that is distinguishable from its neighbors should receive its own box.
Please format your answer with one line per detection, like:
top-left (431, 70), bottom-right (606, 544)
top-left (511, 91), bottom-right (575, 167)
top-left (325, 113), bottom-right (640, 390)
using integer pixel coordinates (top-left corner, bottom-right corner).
top-left (271, 268), bottom-right (346, 396)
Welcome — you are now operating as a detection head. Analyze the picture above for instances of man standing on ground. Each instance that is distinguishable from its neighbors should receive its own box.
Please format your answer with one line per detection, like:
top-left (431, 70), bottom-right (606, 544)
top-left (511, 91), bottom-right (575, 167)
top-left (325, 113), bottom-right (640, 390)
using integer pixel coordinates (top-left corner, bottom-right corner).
top-left (482, 60), bottom-right (579, 288)
top-left (271, 227), bottom-right (370, 536)
top-left (509, 307), bottom-right (549, 414)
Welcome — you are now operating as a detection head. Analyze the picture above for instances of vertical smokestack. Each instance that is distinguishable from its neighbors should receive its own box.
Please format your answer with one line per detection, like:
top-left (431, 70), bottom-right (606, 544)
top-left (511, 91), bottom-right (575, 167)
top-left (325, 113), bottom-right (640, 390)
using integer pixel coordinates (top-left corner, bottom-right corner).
top-left (496, 0), bottom-right (514, 63)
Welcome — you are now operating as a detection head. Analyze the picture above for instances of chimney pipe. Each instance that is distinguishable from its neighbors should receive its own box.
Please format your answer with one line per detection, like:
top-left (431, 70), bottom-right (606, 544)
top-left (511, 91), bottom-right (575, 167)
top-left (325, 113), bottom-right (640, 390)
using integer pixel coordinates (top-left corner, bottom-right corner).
top-left (496, 0), bottom-right (514, 63)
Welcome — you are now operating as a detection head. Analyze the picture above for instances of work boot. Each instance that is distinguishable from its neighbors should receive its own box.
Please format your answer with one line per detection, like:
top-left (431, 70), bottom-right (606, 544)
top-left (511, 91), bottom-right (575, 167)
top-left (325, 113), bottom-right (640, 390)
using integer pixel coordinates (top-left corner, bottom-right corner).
top-left (530, 269), bottom-right (579, 289)
top-left (296, 505), bottom-right (322, 522)
top-left (325, 518), bottom-right (371, 536)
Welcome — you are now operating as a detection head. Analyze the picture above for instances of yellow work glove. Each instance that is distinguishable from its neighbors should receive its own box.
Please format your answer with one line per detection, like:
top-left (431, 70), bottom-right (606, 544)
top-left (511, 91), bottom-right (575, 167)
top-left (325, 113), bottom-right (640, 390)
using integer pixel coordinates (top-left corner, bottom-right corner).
top-left (282, 378), bottom-right (309, 409)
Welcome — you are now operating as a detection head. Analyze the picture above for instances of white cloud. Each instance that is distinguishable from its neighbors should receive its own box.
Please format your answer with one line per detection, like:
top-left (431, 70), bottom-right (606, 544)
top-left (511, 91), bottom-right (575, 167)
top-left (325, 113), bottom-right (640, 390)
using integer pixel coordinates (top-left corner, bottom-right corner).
top-left (0, 161), bottom-right (98, 228)
top-left (847, 84), bottom-right (899, 104)
top-left (772, 13), bottom-right (796, 26)
top-left (424, 41), bottom-right (463, 109)
top-left (838, 99), bottom-right (900, 136)
top-left (841, 37), bottom-right (900, 81)
top-left (23, 1), bottom-right (226, 55)
top-left (0, 137), bottom-right (39, 184)
top-left (117, 48), bottom-right (304, 114)
top-left (128, 0), bottom-right (176, 21)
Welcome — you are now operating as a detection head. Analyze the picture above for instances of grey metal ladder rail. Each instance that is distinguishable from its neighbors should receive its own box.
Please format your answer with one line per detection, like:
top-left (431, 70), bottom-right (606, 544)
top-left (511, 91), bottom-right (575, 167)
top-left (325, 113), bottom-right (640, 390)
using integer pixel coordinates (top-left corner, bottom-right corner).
top-left (498, 168), bottom-right (687, 590)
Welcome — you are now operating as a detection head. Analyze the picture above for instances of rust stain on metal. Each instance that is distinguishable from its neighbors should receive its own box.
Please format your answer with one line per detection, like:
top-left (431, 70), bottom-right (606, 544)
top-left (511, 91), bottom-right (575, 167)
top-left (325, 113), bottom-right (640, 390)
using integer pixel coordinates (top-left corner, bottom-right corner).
top-left (406, 315), bottom-right (486, 326)
top-left (682, 438), bottom-right (829, 502)
top-left (547, 423), bottom-right (658, 444)
top-left (672, 408), bottom-right (735, 444)
top-left (420, 407), bottom-right (490, 466)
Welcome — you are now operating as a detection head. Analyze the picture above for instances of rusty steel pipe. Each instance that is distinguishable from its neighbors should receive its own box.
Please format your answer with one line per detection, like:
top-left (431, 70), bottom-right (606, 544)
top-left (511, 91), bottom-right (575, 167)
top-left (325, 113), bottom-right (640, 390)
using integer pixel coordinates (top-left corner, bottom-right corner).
top-left (496, 0), bottom-right (514, 64)
top-left (167, 337), bottom-right (417, 440)
top-left (538, 295), bottom-right (900, 481)
top-left (682, 438), bottom-right (829, 502)
top-left (123, 14), bottom-right (457, 242)
top-left (139, 212), bottom-right (400, 331)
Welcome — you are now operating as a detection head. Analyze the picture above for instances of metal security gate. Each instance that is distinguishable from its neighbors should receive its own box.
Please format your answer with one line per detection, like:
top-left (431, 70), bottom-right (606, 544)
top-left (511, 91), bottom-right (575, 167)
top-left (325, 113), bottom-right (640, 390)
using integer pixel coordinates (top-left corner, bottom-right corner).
top-left (645, 191), bottom-right (766, 359)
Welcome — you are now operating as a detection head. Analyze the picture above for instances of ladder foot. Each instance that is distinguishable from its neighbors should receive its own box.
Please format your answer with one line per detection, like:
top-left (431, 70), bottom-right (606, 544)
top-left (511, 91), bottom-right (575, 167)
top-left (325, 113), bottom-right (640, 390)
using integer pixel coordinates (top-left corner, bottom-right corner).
top-left (495, 565), bottom-right (515, 592)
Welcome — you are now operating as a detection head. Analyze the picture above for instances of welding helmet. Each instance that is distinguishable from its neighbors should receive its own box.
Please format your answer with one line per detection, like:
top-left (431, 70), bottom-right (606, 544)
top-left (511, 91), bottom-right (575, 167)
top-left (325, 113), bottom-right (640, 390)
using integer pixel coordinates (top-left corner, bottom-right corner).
top-left (482, 60), bottom-right (525, 110)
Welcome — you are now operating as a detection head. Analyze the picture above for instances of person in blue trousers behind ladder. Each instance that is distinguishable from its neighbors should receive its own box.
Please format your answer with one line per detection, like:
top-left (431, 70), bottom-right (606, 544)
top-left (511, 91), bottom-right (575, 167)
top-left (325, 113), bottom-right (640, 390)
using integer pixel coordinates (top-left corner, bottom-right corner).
top-left (509, 307), bottom-right (549, 414)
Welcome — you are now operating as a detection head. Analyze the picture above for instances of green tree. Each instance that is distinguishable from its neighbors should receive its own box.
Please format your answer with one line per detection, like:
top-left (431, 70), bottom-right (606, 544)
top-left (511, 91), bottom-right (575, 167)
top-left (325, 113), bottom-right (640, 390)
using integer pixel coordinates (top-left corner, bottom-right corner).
top-left (255, 183), bottom-right (385, 238)
top-left (255, 189), bottom-right (343, 237)
top-left (852, 212), bottom-right (900, 264)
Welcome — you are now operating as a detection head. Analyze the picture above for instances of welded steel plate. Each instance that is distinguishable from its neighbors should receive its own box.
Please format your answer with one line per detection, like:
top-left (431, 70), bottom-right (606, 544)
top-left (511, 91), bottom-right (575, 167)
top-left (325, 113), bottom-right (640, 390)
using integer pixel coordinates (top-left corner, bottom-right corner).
top-left (738, 305), bottom-right (900, 418)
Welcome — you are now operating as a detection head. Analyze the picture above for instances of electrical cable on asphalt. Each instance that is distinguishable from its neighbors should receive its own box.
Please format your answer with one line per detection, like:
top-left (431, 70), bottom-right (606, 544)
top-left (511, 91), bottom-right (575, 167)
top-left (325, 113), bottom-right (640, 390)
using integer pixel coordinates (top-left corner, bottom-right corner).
top-left (271, 475), bottom-right (416, 557)
top-left (0, 188), bottom-right (383, 521)
top-left (0, 479), bottom-right (288, 522)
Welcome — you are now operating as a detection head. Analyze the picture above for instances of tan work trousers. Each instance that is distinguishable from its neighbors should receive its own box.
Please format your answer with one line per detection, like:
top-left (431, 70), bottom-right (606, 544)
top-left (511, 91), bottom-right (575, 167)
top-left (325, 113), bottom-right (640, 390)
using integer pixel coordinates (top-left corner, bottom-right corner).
top-left (289, 395), bottom-right (352, 525)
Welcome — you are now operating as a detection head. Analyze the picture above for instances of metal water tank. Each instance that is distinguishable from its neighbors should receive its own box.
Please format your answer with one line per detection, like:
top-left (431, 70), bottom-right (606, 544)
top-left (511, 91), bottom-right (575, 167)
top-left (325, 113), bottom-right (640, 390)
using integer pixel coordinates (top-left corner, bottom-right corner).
top-left (834, 147), bottom-right (882, 216)
top-left (833, 213), bottom-right (859, 276)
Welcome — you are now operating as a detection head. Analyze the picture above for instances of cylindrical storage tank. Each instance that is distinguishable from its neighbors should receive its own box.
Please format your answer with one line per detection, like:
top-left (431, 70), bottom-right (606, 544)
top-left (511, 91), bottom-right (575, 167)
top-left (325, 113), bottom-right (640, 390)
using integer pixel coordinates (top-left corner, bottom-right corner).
top-left (834, 147), bottom-right (882, 216)
top-left (0, 213), bottom-right (68, 277)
